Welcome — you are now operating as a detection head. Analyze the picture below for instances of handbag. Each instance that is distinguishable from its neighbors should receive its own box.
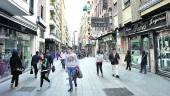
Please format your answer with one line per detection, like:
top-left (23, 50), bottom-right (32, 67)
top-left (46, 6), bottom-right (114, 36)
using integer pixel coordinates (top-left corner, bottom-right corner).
top-left (77, 69), bottom-right (83, 78)
top-left (52, 65), bottom-right (55, 72)
top-left (17, 67), bottom-right (25, 74)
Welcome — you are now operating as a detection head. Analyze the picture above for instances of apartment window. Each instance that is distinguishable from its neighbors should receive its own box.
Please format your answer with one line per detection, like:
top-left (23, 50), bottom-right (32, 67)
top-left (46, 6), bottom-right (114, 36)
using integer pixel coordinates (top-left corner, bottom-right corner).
top-left (41, 5), bottom-right (44, 20)
top-left (123, 0), bottom-right (130, 9)
top-left (113, 2), bottom-right (118, 13)
top-left (40, 29), bottom-right (44, 39)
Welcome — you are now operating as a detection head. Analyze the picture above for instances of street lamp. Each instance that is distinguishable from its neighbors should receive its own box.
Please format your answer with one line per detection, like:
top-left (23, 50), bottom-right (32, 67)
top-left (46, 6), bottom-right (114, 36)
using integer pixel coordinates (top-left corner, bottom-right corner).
top-left (73, 30), bottom-right (77, 46)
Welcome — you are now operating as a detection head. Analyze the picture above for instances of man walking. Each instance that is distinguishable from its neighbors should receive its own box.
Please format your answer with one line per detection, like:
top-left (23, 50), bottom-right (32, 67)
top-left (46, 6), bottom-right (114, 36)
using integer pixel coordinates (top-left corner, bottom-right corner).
top-left (65, 47), bottom-right (79, 92)
top-left (31, 51), bottom-right (40, 78)
top-left (109, 48), bottom-right (120, 78)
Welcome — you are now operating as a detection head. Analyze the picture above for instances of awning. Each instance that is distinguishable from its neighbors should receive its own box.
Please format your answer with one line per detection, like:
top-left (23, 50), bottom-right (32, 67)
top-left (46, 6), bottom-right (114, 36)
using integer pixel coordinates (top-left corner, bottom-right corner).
top-left (0, 14), bottom-right (37, 35)
top-left (97, 32), bottom-right (115, 40)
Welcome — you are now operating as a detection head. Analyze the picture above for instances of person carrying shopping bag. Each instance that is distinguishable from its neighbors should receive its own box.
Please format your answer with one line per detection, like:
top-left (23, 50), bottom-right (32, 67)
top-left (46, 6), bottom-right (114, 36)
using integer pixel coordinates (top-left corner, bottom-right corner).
top-left (10, 50), bottom-right (24, 88)
top-left (65, 47), bottom-right (79, 92)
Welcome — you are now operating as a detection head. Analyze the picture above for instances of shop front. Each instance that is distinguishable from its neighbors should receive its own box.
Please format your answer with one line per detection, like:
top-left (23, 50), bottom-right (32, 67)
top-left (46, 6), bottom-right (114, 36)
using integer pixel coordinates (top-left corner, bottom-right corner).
top-left (0, 14), bottom-right (37, 79)
top-left (124, 11), bottom-right (170, 75)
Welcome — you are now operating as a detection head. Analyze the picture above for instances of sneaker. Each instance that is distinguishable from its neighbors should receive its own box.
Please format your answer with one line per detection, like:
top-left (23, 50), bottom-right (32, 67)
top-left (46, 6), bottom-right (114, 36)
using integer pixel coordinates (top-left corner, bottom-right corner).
top-left (112, 74), bottom-right (115, 77)
top-left (37, 87), bottom-right (42, 91)
top-left (116, 75), bottom-right (119, 78)
top-left (68, 88), bottom-right (73, 92)
top-left (75, 83), bottom-right (77, 87)
top-left (10, 83), bottom-right (13, 89)
top-left (48, 81), bottom-right (52, 88)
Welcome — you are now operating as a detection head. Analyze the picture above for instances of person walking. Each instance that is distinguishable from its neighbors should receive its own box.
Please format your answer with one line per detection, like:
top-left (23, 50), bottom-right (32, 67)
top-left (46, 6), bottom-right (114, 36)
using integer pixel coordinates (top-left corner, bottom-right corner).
top-left (38, 53), bottom-right (51, 91)
top-left (31, 51), bottom-right (40, 78)
top-left (124, 50), bottom-right (131, 71)
top-left (140, 50), bottom-right (148, 74)
top-left (96, 50), bottom-right (104, 77)
top-left (65, 47), bottom-right (79, 92)
top-left (60, 50), bottom-right (66, 69)
top-left (10, 50), bottom-right (24, 88)
top-left (109, 48), bottom-right (120, 78)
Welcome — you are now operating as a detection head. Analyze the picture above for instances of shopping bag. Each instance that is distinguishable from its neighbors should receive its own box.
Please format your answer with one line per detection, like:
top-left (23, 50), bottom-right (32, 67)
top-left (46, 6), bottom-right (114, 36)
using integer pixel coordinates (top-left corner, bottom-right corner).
top-left (77, 69), bottom-right (83, 78)
top-left (137, 56), bottom-right (142, 64)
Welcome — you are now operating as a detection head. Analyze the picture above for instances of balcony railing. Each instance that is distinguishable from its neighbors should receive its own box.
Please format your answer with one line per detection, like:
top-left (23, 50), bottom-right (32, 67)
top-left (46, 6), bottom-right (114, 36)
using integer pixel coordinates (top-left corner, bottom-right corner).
top-left (139, 0), bottom-right (162, 12)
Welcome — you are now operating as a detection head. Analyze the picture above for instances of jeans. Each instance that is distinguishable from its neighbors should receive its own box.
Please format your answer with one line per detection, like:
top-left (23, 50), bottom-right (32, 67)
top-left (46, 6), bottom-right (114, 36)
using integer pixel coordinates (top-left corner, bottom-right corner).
top-left (61, 59), bottom-right (66, 69)
top-left (96, 62), bottom-right (103, 75)
top-left (140, 64), bottom-right (147, 74)
top-left (67, 67), bottom-right (77, 89)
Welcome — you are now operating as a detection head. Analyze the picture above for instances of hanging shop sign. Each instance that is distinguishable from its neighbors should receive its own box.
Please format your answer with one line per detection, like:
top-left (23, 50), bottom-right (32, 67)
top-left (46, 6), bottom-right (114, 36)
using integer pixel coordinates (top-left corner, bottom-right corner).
top-left (125, 12), bottom-right (167, 35)
top-left (91, 17), bottom-right (109, 27)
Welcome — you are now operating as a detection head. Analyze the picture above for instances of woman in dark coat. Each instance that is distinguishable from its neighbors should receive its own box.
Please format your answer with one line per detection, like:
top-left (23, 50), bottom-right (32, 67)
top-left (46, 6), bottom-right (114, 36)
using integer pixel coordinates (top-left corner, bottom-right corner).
top-left (124, 50), bottom-right (131, 71)
top-left (10, 50), bottom-right (24, 88)
top-left (109, 48), bottom-right (120, 78)
top-left (140, 50), bottom-right (148, 74)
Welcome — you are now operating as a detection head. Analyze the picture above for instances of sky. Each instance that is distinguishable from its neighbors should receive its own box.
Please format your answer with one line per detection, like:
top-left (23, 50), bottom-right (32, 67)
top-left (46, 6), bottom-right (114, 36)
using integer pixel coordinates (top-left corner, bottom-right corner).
top-left (65, 0), bottom-right (86, 44)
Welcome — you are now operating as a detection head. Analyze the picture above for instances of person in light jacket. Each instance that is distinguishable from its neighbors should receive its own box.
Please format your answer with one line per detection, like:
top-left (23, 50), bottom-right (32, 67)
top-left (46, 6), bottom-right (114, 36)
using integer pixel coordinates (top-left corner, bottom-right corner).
top-left (65, 47), bottom-right (79, 92)
top-left (96, 50), bottom-right (104, 77)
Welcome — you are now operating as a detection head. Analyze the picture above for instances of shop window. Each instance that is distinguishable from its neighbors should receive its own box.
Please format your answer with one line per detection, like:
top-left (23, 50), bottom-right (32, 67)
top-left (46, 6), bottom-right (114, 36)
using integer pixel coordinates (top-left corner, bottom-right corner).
top-left (131, 37), bottom-right (141, 65)
top-left (157, 33), bottom-right (170, 72)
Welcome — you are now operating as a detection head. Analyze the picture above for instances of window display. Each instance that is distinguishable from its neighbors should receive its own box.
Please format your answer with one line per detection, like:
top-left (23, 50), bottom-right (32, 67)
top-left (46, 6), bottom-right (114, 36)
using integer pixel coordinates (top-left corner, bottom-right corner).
top-left (157, 33), bottom-right (170, 72)
top-left (0, 27), bottom-right (32, 79)
top-left (131, 37), bottom-right (141, 65)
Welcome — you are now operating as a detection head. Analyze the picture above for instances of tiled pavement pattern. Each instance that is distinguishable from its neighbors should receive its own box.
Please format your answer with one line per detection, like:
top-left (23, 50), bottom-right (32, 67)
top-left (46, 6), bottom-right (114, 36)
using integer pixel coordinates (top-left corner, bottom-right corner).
top-left (0, 57), bottom-right (170, 96)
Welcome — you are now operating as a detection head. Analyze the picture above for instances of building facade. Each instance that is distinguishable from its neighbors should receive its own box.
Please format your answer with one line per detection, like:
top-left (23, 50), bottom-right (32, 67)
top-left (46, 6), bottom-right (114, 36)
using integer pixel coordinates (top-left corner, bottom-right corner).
top-left (45, 0), bottom-right (63, 52)
top-left (112, 0), bottom-right (170, 77)
top-left (0, 0), bottom-right (37, 79)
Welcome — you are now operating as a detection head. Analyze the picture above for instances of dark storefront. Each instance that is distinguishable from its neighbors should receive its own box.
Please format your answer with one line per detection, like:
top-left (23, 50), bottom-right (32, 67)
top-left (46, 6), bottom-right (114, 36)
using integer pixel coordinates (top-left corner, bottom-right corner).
top-left (0, 14), bottom-right (37, 79)
top-left (97, 32), bottom-right (116, 53)
top-left (124, 11), bottom-right (170, 77)
top-left (45, 39), bottom-right (59, 53)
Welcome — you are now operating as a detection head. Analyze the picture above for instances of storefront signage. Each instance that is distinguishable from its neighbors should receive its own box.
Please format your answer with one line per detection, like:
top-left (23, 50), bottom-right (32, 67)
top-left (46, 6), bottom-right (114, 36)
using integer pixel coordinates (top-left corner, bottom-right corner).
top-left (149, 12), bottom-right (166, 26)
top-left (126, 12), bottom-right (167, 35)
top-left (91, 17), bottom-right (109, 27)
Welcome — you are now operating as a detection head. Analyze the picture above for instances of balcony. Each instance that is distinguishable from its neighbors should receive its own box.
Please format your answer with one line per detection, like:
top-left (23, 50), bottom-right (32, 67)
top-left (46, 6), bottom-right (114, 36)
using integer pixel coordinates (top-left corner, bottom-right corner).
top-left (139, 0), bottom-right (162, 12)
top-left (0, 0), bottom-right (32, 16)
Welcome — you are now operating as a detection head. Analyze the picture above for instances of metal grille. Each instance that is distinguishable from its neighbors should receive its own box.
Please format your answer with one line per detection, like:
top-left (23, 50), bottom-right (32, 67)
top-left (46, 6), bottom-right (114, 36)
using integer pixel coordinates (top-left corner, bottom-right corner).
top-left (103, 87), bottom-right (134, 96)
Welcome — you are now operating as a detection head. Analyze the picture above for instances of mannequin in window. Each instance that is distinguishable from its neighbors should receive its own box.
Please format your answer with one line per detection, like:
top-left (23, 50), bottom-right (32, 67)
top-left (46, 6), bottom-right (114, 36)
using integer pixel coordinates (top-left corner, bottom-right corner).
top-left (164, 41), bottom-right (170, 52)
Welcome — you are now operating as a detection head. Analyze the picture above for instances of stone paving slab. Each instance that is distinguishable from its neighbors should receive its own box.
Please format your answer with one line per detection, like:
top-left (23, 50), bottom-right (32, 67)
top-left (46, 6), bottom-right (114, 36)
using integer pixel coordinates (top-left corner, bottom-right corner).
top-left (0, 57), bottom-right (170, 96)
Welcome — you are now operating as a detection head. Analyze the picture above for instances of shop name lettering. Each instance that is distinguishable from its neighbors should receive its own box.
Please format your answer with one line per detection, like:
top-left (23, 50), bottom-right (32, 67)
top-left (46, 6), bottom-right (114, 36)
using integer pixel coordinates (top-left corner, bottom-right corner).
top-left (149, 15), bottom-right (166, 26)
top-left (132, 13), bottom-right (166, 33)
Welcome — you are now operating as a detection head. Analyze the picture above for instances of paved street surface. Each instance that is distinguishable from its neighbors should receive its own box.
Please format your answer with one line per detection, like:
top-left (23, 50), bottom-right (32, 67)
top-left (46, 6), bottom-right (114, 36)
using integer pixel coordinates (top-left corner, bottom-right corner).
top-left (0, 57), bottom-right (170, 96)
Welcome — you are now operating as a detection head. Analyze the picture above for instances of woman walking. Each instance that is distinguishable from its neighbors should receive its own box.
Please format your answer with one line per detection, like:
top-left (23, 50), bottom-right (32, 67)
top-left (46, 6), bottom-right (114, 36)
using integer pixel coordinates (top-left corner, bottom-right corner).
top-left (96, 50), bottom-right (104, 77)
top-left (65, 47), bottom-right (79, 92)
top-left (38, 53), bottom-right (51, 91)
top-left (10, 50), bottom-right (24, 88)
top-left (124, 50), bottom-right (131, 71)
